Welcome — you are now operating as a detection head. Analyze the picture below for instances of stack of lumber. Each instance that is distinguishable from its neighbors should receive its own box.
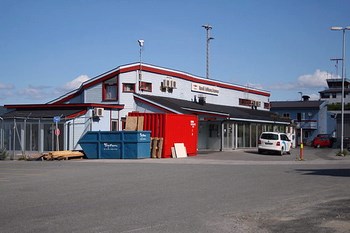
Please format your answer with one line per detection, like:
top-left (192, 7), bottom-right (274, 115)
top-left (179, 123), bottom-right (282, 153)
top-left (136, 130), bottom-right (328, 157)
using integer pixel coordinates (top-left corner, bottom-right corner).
top-left (151, 137), bottom-right (163, 158)
top-left (125, 116), bottom-right (144, 131)
top-left (42, 150), bottom-right (84, 160)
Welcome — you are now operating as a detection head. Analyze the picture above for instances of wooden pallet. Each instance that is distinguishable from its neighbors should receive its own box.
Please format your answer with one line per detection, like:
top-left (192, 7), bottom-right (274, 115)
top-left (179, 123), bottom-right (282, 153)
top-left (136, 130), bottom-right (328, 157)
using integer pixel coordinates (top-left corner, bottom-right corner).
top-left (43, 151), bottom-right (85, 160)
top-left (151, 137), bottom-right (163, 158)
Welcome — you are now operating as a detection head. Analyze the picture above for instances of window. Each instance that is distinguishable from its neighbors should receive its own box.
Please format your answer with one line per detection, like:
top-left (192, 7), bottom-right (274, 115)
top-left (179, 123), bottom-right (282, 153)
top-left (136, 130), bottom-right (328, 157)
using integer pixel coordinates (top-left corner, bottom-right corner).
top-left (283, 113), bottom-right (290, 118)
top-left (239, 98), bottom-right (252, 107)
top-left (123, 83), bottom-right (135, 93)
top-left (332, 93), bottom-right (336, 98)
top-left (111, 120), bottom-right (118, 131)
top-left (139, 81), bottom-right (152, 92)
top-left (261, 133), bottom-right (278, 140)
top-left (297, 113), bottom-right (301, 122)
top-left (297, 112), bottom-right (306, 121)
top-left (103, 79), bottom-right (118, 101)
top-left (321, 93), bottom-right (330, 98)
top-left (264, 102), bottom-right (270, 109)
top-left (209, 124), bottom-right (219, 137)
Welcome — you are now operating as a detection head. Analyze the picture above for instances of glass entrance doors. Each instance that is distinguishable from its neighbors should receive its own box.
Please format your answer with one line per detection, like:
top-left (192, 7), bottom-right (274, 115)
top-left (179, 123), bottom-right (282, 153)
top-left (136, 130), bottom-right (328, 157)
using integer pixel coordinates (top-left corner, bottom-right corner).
top-left (222, 122), bottom-right (234, 150)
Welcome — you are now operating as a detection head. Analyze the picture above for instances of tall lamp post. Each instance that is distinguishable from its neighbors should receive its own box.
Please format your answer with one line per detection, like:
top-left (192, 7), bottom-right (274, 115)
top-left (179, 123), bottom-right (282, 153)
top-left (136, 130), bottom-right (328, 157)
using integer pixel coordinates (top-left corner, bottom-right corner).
top-left (330, 58), bottom-right (342, 78)
top-left (138, 39), bottom-right (144, 81)
top-left (330, 26), bottom-right (350, 155)
top-left (202, 24), bottom-right (214, 79)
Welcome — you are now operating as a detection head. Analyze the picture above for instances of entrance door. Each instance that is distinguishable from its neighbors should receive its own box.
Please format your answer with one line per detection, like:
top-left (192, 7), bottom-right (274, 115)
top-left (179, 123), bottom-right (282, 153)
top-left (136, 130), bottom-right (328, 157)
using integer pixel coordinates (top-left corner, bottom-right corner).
top-left (222, 122), bottom-right (233, 150)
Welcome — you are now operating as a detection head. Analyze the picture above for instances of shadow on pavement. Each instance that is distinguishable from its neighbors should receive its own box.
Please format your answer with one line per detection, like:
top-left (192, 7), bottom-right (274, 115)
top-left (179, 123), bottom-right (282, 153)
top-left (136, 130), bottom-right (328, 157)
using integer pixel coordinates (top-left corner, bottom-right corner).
top-left (259, 198), bottom-right (350, 233)
top-left (244, 150), bottom-right (282, 156)
top-left (296, 169), bottom-right (350, 177)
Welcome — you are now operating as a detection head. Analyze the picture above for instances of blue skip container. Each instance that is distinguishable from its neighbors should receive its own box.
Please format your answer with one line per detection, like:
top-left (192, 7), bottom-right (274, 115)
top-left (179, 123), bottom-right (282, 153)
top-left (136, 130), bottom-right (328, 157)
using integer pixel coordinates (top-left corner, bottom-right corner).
top-left (78, 131), bottom-right (151, 159)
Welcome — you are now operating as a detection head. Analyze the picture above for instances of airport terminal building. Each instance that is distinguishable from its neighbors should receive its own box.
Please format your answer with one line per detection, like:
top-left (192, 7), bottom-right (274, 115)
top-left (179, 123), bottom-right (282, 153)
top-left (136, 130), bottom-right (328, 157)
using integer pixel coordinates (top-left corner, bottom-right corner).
top-left (0, 63), bottom-right (291, 154)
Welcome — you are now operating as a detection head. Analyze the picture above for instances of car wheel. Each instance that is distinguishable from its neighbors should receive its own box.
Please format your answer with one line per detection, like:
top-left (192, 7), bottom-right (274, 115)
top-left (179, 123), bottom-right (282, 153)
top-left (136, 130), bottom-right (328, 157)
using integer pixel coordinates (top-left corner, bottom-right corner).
top-left (316, 144), bottom-right (320, 148)
top-left (280, 148), bottom-right (284, 156)
top-left (258, 149), bottom-right (262, 154)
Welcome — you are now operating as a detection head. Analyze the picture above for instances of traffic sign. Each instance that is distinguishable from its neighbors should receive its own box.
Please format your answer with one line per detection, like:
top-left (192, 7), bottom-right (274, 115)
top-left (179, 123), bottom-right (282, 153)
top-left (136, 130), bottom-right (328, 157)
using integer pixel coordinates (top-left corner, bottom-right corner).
top-left (54, 128), bottom-right (60, 136)
top-left (53, 116), bottom-right (61, 123)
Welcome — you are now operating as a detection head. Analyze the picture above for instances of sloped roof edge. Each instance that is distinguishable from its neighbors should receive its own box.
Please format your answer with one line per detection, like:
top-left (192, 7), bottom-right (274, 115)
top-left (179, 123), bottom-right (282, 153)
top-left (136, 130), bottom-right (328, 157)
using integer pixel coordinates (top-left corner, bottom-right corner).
top-left (136, 94), bottom-right (290, 123)
top-left (48, 62), bottom-right (271, 104)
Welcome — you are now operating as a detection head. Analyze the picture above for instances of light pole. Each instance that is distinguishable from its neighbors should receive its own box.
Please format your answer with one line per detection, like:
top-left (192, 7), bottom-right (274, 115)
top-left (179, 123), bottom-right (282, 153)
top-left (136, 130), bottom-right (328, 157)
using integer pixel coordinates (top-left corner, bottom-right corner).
top-left (138, 39), bottom-right (144, 81)
top-left (202, 24), bottom-right (214, 79)
top-left (330, 26), bottom-right (350, 155)
top-left (330, 58), bottom-right (342, 78)
top-left (0, 117), bottom-right (3, 149)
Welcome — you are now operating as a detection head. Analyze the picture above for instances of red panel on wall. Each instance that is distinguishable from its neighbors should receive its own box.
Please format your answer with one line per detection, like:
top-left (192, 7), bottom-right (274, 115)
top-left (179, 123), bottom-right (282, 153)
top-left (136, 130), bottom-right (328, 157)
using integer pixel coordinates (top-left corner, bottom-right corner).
top-left (128, 112), bottom-right (198, 158)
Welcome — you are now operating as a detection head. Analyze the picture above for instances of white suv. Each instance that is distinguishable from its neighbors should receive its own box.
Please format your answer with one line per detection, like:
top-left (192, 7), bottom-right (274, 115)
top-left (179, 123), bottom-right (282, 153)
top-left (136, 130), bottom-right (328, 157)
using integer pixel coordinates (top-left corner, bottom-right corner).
top-left (258, 132), bottom-right (291, 155)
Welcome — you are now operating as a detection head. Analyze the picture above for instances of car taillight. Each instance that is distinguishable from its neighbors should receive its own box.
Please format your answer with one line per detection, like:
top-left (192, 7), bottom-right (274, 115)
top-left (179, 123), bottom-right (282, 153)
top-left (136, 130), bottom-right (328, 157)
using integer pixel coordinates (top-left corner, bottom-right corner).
top-left (276, 141), bottom-right (280, 146)
top-left (258, 139), bottom-right (261, 144)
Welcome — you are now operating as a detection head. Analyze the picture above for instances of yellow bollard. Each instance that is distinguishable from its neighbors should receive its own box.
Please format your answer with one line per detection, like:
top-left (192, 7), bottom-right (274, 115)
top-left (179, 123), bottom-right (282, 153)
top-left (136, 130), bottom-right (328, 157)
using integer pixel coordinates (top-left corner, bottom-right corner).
top-left (299, 143), bottom-right (304, 160)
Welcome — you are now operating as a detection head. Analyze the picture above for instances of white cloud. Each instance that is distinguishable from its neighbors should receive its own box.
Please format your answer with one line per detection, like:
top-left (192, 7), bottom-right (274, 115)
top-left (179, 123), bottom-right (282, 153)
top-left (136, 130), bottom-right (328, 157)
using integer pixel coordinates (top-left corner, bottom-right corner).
top-left (0, 82), bottom-right (14, 90)
top-left (296, 70), bottom-right (329, 88)
top-left (18, 85), bottom-right (52, 100)
top-left (0, 83), bottom-right (15, 102)
top-left (61, 75), bottom-right (89, 91)
top-left (269, 69), bottom-right (330, 90)
top-left (0, 75), bottom-right (90, 104)
top-left (245, 82), bottom-right (264, 90)
top-left (307, 93), bottom-right (320, 100)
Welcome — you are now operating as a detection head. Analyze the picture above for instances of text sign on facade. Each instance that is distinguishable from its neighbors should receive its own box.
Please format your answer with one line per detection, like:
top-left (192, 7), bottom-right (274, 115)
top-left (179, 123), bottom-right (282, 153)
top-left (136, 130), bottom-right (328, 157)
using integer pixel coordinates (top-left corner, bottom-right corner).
top-left (191, 83), bottom-right (219, 95)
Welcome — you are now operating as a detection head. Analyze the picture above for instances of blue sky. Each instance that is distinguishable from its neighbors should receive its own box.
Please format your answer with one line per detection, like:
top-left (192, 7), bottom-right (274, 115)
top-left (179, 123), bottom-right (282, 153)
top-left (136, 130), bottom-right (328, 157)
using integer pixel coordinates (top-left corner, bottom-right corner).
top-left (1, 0), bottom-right (350, 105)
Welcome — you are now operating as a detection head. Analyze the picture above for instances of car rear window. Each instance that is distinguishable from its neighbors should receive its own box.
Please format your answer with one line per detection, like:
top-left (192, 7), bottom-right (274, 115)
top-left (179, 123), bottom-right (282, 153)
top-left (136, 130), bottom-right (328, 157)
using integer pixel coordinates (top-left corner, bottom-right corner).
top-left (261, 133), bottom-right (278, 140)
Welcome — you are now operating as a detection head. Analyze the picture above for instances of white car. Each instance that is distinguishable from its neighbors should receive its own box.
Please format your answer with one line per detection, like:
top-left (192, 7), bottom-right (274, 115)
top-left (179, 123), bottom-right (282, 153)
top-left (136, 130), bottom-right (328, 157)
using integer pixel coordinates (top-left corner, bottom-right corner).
top-left (258, 132), bottom-right (291, 155)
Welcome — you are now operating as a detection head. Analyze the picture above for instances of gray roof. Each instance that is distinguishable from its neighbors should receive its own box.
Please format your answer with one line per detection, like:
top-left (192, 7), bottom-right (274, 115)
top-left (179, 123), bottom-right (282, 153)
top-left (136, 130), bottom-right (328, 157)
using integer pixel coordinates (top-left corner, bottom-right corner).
top-left (2, 109), bottom-right (83, 119)
top-left (0, 106), bottom-right (8, 116)
top-left (136, 94), bottom-right (290, 123)
top-left (270, 100), bottom-right (325, 109)
top-left (319, 88), bottom-right (350, 94)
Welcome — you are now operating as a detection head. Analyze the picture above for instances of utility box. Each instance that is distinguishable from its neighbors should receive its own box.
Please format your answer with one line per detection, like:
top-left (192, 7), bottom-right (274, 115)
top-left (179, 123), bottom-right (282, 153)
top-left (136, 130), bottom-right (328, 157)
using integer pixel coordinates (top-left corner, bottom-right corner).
top-left (128, 112), bottom-right (198, 158)
top-left (78, 131), bottom-right (151, 159)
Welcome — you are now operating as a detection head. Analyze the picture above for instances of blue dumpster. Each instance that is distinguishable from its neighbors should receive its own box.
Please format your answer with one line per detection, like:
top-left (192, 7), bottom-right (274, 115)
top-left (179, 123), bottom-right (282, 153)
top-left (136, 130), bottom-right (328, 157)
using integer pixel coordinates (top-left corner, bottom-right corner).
top-left (78, 131), bottom-right (151, 159)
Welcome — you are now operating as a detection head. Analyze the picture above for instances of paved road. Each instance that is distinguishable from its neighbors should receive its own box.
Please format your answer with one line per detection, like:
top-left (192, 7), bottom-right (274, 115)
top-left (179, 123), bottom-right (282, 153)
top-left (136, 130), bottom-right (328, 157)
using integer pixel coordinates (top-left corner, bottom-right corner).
top-left (0, 147), bottom-right (349, 233)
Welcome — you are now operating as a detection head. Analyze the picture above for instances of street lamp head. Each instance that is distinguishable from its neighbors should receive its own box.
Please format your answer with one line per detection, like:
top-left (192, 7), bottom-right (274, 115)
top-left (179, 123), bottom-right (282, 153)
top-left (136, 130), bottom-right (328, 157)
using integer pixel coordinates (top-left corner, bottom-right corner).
top-left (138, 39), bottom-right (144, 47)
top-left (330, 58), bottom-right (343, 61)
top-left (202, 24), bottom-right (212, 30)
top-left (331, 26), bottom-right (343, 31)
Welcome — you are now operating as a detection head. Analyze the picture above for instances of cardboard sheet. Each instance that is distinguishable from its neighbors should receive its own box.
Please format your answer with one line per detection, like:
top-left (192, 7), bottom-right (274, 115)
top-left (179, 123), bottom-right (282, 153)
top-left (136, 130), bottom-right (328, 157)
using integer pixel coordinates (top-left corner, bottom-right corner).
top-left (174, 143), bottom-right (187, 158)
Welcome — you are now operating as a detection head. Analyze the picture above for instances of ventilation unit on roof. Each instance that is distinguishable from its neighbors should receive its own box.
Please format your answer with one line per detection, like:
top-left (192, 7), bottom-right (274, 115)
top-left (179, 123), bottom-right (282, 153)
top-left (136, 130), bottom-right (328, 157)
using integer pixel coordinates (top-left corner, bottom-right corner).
top-left (198, 95), bottom-right (206, 105)
top-left (170, 80), bottom-right (176, 89)
top-left (161, 79), bottom-right (176, 89)
top-left (94, 108), bottom-right (104, 117)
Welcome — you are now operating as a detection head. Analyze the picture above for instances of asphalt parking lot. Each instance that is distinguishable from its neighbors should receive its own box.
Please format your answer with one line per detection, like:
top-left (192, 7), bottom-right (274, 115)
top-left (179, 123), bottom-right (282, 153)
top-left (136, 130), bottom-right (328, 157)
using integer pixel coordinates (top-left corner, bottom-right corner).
top-left (1, 147), bottom-right (350, 233)
top-left (194, 147), bottom-right (350, 163)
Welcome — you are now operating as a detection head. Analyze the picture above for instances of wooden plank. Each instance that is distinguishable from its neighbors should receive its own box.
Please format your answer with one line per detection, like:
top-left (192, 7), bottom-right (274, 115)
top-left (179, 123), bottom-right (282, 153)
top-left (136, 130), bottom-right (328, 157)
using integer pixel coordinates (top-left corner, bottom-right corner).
top-left (151, 138), bottom-right (158, 158)
top-left (156, 138), bottom-right (163, 159)
top-left (125, 116), bottom-right (138, 131)
top-left (137, 116), bottom-right (144, 131)
top-left (44, 151), bottom-right (84, 160)
top-left (171, 147), bottom-right (176, 158)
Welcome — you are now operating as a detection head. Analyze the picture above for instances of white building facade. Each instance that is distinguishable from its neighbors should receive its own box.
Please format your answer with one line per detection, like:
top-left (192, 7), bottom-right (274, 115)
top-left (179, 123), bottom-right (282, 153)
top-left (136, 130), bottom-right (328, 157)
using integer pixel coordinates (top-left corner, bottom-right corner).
top-left (1, 63), bottom-right (291, 155)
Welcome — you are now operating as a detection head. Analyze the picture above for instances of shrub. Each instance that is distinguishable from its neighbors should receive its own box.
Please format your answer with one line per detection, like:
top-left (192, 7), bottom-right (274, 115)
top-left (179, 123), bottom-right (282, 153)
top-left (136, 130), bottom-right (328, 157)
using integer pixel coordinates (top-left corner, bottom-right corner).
top-left (0, 148), bottom-right (9, 160)
top-left (336, 150), bottom-right (349, 156)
